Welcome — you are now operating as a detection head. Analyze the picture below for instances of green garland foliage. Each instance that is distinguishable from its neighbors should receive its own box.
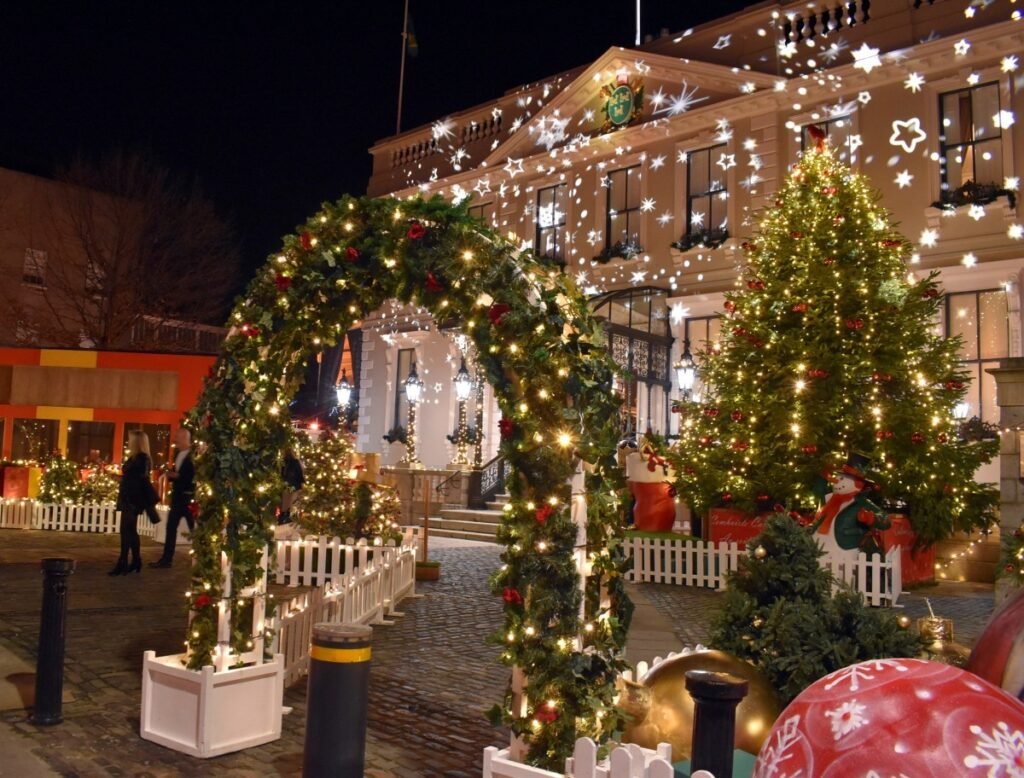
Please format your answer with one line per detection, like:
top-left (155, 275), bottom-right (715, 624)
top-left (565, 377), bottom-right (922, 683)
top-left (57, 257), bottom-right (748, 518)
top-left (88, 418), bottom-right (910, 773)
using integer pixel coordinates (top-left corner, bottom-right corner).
top-left (186, 195), bottom-right (629, 768)
top-left (711, 514), bottom-right (924, 704)
top-left (999, 521), bottom-right (1024, 586)
top-left (666, 145), bottom-right (996, 545)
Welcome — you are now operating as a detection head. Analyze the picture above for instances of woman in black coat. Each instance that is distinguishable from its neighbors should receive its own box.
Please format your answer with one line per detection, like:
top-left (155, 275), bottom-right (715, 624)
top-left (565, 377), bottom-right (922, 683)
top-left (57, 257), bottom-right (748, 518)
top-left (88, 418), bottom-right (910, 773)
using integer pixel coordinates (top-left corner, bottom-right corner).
top-left (110, 431), bottom-right (161, 575)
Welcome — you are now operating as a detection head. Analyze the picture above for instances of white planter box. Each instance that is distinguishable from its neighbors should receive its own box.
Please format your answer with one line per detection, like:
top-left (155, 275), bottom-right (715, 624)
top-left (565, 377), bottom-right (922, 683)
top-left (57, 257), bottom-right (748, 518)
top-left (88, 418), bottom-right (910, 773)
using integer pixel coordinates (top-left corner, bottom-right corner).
top-left (140, 651), bottom-right (285, 758)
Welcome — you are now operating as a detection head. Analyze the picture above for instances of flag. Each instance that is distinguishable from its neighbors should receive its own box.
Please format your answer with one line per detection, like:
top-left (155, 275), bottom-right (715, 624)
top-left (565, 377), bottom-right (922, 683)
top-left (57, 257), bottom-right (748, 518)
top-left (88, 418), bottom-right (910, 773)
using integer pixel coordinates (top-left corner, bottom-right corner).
top-left (406, 14), bottom-right (419, 58)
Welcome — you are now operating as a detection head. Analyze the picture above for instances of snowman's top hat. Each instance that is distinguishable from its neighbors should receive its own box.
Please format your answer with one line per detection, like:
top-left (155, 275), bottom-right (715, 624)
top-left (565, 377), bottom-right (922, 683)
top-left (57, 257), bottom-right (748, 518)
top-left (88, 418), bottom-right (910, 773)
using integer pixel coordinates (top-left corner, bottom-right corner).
top-left (838, 452), bottom-right (872, 481)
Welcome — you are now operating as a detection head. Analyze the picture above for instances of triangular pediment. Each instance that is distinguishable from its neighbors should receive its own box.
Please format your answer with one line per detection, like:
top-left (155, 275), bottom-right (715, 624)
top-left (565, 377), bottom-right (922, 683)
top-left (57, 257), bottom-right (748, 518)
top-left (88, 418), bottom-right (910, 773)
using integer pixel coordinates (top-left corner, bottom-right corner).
top-left (482, 47), bottom-right (777, 167)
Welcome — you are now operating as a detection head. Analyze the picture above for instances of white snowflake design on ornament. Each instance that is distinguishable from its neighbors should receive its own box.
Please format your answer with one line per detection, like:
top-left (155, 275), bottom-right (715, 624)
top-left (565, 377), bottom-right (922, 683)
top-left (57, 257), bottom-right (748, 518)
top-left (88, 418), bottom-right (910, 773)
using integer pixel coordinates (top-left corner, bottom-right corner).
top-left (865, 772), bottom-right (912, 778)
top-left (962, 721), bottom-right (1024, 776)
top-left (753, 715), bottom-right (805, 778)
top-left (822, 659), bottom-right (917, 693)
top-left (825, 699), bottom-right (869, 741)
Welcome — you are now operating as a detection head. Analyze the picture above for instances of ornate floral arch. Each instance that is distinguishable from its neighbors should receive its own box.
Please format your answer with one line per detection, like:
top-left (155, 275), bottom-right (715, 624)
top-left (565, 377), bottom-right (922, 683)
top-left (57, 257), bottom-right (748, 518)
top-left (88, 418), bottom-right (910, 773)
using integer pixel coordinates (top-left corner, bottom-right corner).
top-left (186, 195), bottom-right (630, 766)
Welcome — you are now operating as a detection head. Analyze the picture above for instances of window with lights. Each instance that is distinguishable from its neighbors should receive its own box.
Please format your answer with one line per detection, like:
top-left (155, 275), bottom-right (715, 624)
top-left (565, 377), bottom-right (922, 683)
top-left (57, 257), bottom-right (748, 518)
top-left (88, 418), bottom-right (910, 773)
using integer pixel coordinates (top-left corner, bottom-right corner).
top-left (602, 164), bottom-right (643, 259)
top-left (680, 144), bottom-right (728, 250)
top-left (800, 114), bottom-right (856, 162)
top-left (468, 201), bottom-right (497, 229)
top-left (534, 184), bottom-right (566, 262)
top-left (938, 82), bottom-right (1006, 208)
top-left (945, 289), bottom-right (1008, 425)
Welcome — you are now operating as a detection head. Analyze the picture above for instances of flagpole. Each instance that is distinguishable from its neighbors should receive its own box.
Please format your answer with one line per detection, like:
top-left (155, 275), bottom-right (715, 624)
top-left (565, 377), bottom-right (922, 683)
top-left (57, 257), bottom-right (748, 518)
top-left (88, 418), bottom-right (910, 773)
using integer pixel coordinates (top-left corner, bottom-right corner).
top-left (635, 0), bottom-right (641, 45)
top-left (396, 0), bottom-right (410, 134)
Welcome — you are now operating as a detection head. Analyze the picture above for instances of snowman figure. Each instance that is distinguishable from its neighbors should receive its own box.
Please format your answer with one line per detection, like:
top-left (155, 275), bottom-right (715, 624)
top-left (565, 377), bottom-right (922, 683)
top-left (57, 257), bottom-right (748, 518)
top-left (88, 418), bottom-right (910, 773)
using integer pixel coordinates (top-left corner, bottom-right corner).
top-left (812, 453), bottom-right (889, 568)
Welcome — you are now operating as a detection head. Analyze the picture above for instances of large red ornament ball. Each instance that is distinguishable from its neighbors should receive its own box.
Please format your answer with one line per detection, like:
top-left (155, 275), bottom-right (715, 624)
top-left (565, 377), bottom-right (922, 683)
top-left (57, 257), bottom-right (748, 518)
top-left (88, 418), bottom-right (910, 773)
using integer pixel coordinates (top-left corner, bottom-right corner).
top-left (967, 588), bottom-right (1024, 701)
top-left (753, 658), bottom-right (1024, 778)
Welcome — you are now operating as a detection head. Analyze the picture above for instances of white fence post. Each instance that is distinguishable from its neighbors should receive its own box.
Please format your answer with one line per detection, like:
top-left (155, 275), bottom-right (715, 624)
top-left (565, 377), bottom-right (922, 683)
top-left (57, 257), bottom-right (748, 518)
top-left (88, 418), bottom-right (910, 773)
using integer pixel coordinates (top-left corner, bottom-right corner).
top-left (621, 534), bottom-right (901, 605)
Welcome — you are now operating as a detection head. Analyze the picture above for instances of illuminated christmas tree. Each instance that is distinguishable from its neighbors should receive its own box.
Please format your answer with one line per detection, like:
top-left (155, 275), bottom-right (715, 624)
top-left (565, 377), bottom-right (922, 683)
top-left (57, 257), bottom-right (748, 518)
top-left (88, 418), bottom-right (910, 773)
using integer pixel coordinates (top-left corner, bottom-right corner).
top-left (294, 430), bottom-right (401, 542)
top-left (39, 455), bottom-right (83, 503)
top-left (668, 141), bottom-right (997, 545)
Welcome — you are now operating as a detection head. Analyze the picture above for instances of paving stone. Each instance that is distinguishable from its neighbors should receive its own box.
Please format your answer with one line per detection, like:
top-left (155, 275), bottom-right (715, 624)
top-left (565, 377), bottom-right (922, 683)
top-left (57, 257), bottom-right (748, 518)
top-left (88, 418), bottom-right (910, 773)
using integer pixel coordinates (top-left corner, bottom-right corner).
top-left (0, 529), bottom-right (996, 776)
top-left (0, 530), bottom-right (509, 776)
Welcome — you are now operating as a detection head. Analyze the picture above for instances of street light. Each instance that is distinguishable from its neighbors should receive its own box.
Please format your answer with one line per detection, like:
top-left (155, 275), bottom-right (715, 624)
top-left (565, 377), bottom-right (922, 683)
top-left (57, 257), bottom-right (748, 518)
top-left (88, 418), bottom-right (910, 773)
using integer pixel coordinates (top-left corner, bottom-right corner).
top-left (335, 371), bottom-right (352, 409)
top-left (953, 400), bottom-right (970, 422)
top-left (451, 358), bottom-right (473, 467)
top-left (401, 362), bottom-right (424, 467)
top-left (674, 340), bottom-right (697, 401)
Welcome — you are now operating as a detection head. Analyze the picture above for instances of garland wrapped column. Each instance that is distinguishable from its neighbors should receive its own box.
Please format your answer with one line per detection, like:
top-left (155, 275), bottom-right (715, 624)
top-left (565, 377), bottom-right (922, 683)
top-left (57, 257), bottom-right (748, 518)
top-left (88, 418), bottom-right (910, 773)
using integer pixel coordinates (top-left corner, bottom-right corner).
top-left (185, 195), bottom-right (630, 769)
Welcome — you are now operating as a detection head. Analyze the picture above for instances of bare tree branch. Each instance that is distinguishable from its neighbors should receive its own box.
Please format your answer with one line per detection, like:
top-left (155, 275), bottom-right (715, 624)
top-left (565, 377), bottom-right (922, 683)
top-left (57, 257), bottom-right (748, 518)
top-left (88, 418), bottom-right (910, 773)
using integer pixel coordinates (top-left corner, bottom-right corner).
top-left (0, 150), bottom-right (240, 350)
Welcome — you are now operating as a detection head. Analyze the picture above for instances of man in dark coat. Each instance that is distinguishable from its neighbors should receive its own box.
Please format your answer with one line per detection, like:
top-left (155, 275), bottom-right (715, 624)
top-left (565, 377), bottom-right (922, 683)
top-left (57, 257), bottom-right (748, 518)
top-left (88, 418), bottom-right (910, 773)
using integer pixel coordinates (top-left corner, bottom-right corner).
top-left (151, 427), bottom-right (196, 568)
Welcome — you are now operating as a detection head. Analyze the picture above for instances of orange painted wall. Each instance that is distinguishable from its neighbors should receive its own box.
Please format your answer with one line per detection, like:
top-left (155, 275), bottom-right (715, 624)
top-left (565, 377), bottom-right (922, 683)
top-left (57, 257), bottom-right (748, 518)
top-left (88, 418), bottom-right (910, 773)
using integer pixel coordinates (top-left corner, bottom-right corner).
top-left (0, 348), bottom-right (215, 462)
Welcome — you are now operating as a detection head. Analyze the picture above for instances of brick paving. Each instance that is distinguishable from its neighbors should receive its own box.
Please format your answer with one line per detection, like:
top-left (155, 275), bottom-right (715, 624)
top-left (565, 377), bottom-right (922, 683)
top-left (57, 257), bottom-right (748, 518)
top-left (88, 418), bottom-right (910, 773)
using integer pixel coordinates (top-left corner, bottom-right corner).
top-left (0, 530), bottom-right (507, 777)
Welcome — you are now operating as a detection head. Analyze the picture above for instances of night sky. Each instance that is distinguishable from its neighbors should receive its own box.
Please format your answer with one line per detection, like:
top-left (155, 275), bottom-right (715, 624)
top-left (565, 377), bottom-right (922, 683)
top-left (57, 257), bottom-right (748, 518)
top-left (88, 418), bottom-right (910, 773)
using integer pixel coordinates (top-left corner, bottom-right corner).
top-left (1, 1), bottom-right (750, 285)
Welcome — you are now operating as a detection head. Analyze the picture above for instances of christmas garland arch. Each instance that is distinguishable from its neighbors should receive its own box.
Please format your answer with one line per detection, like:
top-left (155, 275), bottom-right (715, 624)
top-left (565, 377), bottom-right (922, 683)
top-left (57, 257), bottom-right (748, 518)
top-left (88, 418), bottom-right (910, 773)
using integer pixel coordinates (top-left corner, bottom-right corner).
top-left (186, 195), bottom-right (630, 767)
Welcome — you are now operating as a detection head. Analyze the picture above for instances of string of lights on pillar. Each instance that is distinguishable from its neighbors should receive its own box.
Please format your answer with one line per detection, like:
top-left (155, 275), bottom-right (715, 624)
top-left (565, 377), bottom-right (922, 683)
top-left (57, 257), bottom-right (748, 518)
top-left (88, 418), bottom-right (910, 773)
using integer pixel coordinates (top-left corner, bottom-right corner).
top-left (400, 360), bottom-right (424, 468)
top-left (451, 357), bottom-right (473, 468)
top-left (473, 365), bottom-right (485, 470)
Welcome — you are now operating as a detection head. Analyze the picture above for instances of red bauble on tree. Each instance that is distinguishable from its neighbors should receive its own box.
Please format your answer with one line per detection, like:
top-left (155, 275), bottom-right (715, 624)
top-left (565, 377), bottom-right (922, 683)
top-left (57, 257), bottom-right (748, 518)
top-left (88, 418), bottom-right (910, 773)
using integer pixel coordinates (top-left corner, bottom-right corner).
top-left (731, 410), bottom-right (745, 422)
top-left (425, 271), bottom-right (445, 293)
top-left (498, 418), bottom-right (515, 439)
top-left (502, 587), bottom-right (523, 606)
top-left (488, 303), bottom-right (511, 326)
top-left (345, 246), bottom-right (360, 261)
top-left (535, 505), bottom-right (554, 525)
top-left (299, 232), bottom-right (313, 251)
top-left (407, 221), bottom-right (426, 240)
top-left (274, 273), bottom-right (291, 292)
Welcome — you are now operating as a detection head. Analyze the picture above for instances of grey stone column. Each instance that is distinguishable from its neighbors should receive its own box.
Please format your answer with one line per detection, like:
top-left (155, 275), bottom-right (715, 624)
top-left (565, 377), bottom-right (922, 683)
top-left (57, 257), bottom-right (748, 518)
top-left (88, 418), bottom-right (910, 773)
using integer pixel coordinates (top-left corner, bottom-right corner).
top-left (987, 358), bottom-right (1024, 604)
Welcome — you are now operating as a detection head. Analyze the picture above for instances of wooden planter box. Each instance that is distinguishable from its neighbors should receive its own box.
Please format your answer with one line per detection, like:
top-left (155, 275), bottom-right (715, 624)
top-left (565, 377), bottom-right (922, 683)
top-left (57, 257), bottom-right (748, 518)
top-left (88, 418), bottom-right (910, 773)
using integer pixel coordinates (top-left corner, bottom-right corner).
top-left (140, 651), bottom-right (284, 758)
top-left (416, 561), bottom-right (441, 581)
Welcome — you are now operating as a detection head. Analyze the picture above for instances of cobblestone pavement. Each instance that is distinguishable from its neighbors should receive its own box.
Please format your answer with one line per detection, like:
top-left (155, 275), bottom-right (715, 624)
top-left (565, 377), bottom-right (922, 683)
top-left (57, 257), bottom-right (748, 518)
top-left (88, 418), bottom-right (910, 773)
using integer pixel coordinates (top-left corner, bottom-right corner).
top-left (0, 530), bottom-right (507, 777)
top-left (0, 531), bottom-right (998, 777)
top-left (641, 579), bottom-right (995, 650)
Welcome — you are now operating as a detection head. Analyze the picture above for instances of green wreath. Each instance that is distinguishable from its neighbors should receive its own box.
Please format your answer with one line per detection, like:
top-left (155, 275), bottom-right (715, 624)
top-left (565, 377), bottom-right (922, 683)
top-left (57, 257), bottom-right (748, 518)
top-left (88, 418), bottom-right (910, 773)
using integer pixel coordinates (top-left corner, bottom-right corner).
top-left (185, 195), bottom-right (630, 767)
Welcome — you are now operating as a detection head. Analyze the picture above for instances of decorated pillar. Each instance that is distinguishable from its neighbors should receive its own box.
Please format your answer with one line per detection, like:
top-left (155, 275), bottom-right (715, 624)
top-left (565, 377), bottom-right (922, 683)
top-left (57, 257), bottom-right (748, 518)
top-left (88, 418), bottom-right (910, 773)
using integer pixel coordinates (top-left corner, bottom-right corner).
top-left (987, 358), bottom-right (1024, 604)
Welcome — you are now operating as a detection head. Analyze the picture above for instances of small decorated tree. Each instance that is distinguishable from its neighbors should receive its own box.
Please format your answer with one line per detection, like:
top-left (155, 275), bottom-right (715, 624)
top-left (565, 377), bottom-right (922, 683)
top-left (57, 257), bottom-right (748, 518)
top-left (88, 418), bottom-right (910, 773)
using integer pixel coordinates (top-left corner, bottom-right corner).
top-left (38, 455), bottom-right (84, 503)
top-left (667, 142), bottom-right (996, 545)
top-left (711, 513), bottom-right (922, 703)
top-left (81, 467), bottom-right (120, 504)
top-left (294, 430), bottom-right (401, 542)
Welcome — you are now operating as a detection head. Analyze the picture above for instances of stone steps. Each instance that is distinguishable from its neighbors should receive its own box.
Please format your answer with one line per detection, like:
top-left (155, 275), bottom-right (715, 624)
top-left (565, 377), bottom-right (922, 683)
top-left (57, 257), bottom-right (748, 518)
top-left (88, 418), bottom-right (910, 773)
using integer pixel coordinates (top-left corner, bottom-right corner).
top-left (428, 506), bottom-right (503, 542)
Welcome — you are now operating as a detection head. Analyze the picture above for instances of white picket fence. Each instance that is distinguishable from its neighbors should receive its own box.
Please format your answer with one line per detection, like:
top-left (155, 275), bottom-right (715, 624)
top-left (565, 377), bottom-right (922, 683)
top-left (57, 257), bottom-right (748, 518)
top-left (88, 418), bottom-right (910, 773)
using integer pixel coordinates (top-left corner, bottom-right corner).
top-left (0, 499), bottom-right (122, 533)
top-left (822, 546), bottom-right (903, 607)
top-left (624, 534), bottom-right (902, 606)
top-left (483, 738), bottom-right (712, 778)
top-left (0, 500), bottom-right (177, 539)
top-left (269, 534), bottom-right (419, 687)
top-left (624, 535), bottom-right (742, 589)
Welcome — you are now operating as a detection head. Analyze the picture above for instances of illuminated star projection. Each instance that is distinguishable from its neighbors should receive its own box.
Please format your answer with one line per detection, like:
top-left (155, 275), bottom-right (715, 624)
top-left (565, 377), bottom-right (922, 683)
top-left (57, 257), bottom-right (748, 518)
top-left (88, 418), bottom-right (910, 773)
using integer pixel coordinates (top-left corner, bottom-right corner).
top-left (382, 4), bottom-right (1022, 309)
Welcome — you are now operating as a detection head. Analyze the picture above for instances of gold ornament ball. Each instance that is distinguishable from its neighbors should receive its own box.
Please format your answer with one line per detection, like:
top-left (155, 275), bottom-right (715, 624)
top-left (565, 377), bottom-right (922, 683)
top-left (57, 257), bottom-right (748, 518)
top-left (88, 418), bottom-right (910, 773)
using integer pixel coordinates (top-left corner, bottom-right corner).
top-left (621, 650), bottom-right (781, 761)
top-left (754, 545), bottom-right (767, 560)
top-left (897, 615), bottom-right (911, 629)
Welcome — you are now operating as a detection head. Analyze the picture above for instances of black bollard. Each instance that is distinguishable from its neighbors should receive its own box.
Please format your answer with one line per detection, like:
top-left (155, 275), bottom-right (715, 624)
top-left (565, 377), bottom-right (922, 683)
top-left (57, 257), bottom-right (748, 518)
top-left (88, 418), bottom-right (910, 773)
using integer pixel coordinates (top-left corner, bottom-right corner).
top-left (32, 558), bottom-right (75, 726)
top-left (685, 669), bottom-right (749, 778)
top-left (302, 623), bottom-right (372, 778)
